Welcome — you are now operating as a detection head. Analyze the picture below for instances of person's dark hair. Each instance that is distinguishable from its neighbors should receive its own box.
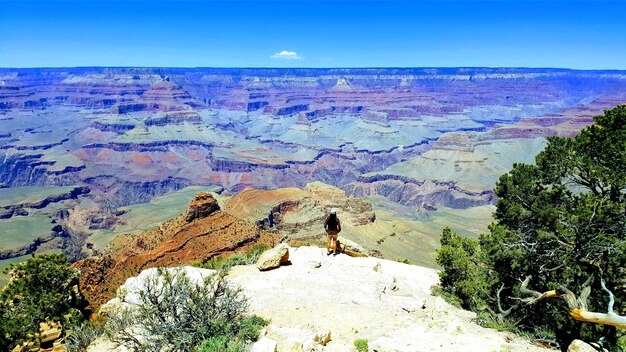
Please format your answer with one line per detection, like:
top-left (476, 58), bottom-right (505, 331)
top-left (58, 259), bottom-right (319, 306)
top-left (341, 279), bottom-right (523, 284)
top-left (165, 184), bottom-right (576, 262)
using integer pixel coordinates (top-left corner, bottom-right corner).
top-left (327, 213), bottom-right (338, 227)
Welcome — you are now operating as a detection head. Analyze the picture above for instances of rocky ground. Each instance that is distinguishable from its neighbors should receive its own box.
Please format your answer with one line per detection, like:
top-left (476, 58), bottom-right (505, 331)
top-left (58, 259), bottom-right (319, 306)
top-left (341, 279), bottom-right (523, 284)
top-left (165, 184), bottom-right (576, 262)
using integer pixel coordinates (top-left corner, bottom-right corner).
top-left (88, 246), bottom-right (548, 352)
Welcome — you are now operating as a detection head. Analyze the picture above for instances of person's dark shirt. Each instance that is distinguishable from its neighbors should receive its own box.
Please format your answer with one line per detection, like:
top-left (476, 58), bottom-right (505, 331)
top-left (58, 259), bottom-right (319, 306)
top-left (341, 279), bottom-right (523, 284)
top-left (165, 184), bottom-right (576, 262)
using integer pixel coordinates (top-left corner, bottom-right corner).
top-left (324, 215), bottom-right (341, 232)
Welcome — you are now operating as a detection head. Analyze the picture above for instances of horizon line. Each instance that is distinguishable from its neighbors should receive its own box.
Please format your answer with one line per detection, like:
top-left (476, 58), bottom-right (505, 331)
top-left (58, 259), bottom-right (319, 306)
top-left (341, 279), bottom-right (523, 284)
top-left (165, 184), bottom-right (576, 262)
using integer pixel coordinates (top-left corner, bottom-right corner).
top-left (2, 66), bottom-right (626, 72)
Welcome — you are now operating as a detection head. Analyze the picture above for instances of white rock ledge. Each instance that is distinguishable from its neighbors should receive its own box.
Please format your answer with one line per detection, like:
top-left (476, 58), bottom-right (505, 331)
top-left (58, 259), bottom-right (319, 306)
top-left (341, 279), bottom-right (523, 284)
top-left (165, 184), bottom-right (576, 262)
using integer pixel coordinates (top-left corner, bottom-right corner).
top-left (90, 246), bottom-right (549, 352)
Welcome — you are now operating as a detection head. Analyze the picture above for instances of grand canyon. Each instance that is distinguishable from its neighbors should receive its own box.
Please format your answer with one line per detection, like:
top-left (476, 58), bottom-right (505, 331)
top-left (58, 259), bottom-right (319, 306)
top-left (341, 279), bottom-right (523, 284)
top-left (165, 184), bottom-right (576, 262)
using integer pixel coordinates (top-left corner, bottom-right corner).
top-left (2, 67), bottom-right (626, 283)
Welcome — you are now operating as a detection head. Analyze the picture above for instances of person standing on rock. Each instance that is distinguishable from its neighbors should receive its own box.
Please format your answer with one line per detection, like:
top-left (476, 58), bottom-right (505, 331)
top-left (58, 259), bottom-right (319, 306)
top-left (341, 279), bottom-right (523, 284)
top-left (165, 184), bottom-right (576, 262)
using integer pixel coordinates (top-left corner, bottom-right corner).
top-left (324, 208), bottom-right (341, 255)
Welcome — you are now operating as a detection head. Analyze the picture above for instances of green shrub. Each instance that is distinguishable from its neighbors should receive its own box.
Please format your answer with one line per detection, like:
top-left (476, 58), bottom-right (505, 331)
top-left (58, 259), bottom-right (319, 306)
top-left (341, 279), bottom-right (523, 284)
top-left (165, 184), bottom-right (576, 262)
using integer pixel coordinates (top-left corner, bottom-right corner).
top-left (237, 315), bottom-right (268, 342)
top-left (105, 268), bottom-right (267, 351)
top-left (436, 105), bottom-right (626, 349)
top-left (0, 254), bottom-right (87, 351)
top-left (474, 311), bottom-right (518, 332)
top-left (222, 254), bottom-right (246, 269)
top-left (244, 244), bottom-right (270, 263)
top-left (66, 319), bottom-right (105, 352)
top-left (430, 284), bottom-right (463, 308)
top-left (354, 338), bottom-right (369, 352)
top-left (195, 336), bottom-right (246, 352)
top-left (193, 244), bottom-right (272, 271)
top-left (194, 255), bottom-right (227, 270)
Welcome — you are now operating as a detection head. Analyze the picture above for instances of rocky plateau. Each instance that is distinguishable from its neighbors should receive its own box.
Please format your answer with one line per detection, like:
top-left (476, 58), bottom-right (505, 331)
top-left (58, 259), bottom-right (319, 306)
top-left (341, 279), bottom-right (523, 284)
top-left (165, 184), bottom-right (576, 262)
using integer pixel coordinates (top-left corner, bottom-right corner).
top-left (87, 246), bottom-right (550, 352)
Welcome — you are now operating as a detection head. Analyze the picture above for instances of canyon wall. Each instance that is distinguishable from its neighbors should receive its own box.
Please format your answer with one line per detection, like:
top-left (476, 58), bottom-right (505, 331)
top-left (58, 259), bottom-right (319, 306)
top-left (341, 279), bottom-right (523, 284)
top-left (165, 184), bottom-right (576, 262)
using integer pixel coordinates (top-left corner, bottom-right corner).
top-left (2, 67), bottom-right (626, 265)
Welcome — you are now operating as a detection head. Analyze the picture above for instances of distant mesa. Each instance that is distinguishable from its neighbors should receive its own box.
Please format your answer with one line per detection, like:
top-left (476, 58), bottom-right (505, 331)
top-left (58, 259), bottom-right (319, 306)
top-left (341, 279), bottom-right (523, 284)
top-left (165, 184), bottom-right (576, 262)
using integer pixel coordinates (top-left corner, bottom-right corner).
top-left (362, 109), bottom-right (391, 127)
top-left (331, 77), bottom-right (354, 91)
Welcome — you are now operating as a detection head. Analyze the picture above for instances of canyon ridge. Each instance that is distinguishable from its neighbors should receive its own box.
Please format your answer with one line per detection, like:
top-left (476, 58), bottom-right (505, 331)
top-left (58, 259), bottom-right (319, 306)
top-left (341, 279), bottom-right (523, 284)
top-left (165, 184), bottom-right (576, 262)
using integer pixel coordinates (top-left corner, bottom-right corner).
top-left (2, 67), bottom-right (626, 278)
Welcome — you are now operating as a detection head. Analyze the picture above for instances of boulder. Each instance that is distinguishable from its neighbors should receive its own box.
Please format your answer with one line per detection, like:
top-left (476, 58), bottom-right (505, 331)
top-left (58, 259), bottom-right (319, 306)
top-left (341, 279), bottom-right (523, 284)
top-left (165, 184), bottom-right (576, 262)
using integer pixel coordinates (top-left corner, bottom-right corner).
top-left (251, 337), bottom-right (278, 352)
top-left (185, 192), bottom-right (219, 222)
top-left (257, 243), bottom-right (290, 271)
top-left (337, 236), bottom-right (367, 257)
top-left (567, 340), bottom-right (597, 352)
top-left (39, 321), bottom-right (63, 343)
top-left (11, 321), bottom-right (66, 352)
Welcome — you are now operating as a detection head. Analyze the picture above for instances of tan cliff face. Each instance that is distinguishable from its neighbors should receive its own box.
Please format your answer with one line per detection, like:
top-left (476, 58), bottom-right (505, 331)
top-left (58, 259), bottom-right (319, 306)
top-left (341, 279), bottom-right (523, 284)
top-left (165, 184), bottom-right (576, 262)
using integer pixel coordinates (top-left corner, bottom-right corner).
top-left (223, 181), bottom-right (376, 240)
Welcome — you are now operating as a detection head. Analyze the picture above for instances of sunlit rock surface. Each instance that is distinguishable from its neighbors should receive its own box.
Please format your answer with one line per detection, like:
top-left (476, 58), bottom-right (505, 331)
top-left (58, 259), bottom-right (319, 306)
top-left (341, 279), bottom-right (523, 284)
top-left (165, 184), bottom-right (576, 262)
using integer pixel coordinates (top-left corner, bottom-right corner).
top-left (89, 247), bottom-right (547, 352)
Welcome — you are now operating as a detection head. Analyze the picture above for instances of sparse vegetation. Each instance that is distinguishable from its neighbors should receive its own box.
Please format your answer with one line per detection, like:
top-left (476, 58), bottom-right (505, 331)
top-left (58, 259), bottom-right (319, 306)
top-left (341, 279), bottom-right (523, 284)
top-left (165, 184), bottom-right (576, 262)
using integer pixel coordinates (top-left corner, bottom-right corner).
top-left (354, 338), bottom-right (369, 352)
top-left (244, 244), bottom-right (271, 263)
top-left (193, 244), bottom-right (271, 270)
top-left (66, 318), bottom-right (106, 352)
top-left (195, 336), bottom-right (246, 352)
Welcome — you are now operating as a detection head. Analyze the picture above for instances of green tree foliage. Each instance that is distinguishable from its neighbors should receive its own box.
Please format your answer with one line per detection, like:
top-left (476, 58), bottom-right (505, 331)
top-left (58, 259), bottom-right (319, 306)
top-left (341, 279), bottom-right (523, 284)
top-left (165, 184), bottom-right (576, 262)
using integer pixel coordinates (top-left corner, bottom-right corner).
top-left (436, 227), bottom-right (493, 311)
top-left (438, 105), bottom-right (626, 349)
top-left (0, 254), bottom-right (87, 350)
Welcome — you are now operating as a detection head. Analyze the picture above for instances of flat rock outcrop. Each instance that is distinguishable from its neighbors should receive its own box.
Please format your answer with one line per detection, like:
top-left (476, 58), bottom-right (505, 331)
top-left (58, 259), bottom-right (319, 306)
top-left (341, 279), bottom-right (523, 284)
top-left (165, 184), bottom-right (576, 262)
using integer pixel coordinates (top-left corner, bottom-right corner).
top-left (90, 246), bottom-right (548, 352)
top-left (229, 246), bottom-right (547, 352)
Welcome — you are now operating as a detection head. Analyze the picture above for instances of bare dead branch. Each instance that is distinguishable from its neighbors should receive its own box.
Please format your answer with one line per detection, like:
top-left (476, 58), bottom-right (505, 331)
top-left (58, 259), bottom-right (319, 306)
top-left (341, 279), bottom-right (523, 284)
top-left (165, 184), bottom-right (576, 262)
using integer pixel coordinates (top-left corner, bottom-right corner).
top-left (504, 275), bottom-right (626, 329)
top-left (496, 283), bottom-right (517, 317)
top-left (600, 278), bottom-right (614, 314)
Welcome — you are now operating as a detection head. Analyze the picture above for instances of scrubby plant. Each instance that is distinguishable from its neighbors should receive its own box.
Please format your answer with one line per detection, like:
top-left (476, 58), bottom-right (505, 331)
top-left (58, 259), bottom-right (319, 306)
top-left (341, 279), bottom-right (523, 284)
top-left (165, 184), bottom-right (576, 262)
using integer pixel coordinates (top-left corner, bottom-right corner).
top-left (430, 284), bottom-right (463, 308)
top-left (354, 338), bottom-right (369, 352)
top-left (104, 268), bottom-right (266, 351)
top-left (0, 253), bottom-right (87, 351)
top-left (236, 315), bottom-right (269, 342)
top-left (244, 244), bottom-right (270, 263)
top-left (194, 336), bottom-right (246, 352)
top-left (193, 244), bottom-right (271, 270)
top-left (66, 318), bottom-right (106, 352)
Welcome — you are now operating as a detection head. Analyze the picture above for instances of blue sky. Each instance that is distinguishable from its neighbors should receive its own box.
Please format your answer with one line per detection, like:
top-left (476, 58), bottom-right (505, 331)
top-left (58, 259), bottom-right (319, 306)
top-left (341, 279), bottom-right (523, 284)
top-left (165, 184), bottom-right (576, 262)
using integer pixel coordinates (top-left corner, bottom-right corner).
top-left (1, 1), bottom-right (625, 69)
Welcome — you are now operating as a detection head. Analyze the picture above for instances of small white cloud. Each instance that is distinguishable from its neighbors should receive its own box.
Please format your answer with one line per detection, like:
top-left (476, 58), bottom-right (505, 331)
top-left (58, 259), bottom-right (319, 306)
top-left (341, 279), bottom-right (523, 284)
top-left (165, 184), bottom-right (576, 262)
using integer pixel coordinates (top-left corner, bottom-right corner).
top-left (271, 50), bottom-right (303, 60)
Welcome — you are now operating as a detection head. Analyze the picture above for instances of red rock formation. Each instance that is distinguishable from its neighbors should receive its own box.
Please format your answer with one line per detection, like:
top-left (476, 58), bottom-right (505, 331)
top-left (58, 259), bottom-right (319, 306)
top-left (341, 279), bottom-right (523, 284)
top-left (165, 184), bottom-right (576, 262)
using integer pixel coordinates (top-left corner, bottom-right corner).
top-left (185, 192), bottom-right (219, 222)
top-left (74, 192), bottom-right (278, 309)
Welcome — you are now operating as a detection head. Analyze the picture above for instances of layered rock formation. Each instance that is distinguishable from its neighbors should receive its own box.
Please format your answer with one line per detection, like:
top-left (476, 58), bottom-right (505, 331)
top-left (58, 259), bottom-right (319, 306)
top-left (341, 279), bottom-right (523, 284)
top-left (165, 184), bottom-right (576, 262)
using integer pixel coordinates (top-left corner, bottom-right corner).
top-left (74, 192), bottom-right (279, 308)
top-left (223, 182), bottom-right (375, 239)
top-left (74, 181), bottom-right (438, 308)
top-left (0, 186), bottom-right (90, 261)
top-left (2, 67), bottom-right (626, 270)
top-left (184, 192), bottom-right (219, 222)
